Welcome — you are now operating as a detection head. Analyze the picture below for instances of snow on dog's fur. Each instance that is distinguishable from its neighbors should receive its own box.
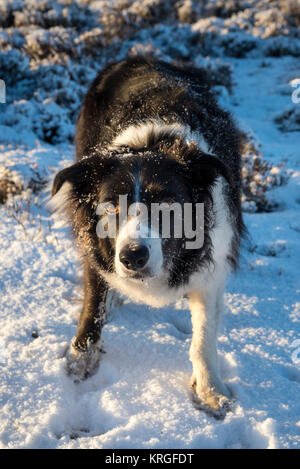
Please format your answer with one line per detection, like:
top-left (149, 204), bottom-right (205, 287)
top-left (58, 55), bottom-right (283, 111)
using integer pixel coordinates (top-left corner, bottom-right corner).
top-left (51, 56), bottom-right (245, 416)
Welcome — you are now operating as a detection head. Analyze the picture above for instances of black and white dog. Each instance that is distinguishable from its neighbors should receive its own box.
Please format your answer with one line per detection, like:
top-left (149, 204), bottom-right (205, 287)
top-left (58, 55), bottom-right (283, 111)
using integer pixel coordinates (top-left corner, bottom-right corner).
top-left (51, 57), bottom-right (244, 414)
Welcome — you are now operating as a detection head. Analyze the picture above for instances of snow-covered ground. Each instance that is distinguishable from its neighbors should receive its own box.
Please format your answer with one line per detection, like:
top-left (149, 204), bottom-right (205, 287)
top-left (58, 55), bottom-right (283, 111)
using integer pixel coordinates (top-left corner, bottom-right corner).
top-left (0, 1), bottom-right (300, 450)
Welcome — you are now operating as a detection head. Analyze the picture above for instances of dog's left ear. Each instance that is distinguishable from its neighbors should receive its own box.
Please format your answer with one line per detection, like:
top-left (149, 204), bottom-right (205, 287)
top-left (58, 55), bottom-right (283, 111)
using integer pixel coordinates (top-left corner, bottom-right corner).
top-left (184, 150), bottom-right (233, 189)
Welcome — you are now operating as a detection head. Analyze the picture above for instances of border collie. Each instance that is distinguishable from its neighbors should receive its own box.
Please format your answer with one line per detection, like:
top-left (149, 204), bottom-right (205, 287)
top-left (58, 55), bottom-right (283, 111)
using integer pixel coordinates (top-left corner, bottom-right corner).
top-left (51, 57), bottom-right (244, 415)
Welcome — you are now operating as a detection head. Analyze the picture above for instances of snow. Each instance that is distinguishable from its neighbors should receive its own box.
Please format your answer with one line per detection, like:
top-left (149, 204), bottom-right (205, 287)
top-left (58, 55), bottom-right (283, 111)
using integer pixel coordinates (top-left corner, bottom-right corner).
top-left (0, 0), bottom-right (300, 450)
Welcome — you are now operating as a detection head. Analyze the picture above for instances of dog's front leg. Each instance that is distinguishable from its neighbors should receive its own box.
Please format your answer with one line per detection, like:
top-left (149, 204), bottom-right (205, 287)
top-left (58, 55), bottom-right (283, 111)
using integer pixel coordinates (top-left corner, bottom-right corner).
top-left (188, 285), bottom-right (231, 415)
top-left (66, 263), bottom-right (108, 381)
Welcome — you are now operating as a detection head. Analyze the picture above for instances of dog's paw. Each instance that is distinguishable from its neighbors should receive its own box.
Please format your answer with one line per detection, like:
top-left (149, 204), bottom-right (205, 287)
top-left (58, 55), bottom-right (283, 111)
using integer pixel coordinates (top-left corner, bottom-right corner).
top-left (191, 377), bottom-right (234, 419)
top-left (64, 338), bottom-right (102, 382)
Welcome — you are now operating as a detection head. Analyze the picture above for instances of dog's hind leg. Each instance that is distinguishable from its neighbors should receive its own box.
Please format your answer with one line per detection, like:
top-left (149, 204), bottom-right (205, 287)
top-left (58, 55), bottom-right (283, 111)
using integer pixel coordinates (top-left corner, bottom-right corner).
top-left (65, 263), bottom-right (108, 381)
top-left (188, 276), bottom-right (232, 417)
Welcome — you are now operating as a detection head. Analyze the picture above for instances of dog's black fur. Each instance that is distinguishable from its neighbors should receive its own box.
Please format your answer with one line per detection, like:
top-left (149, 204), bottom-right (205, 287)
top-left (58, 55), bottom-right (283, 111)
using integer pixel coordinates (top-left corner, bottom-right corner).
top-left (51, 57), bottom-right (244, 390)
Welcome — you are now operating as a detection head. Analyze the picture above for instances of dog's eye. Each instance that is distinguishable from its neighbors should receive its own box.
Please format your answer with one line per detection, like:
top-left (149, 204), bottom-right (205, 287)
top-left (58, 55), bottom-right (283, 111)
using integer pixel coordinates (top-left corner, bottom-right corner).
top-left (103, 202), bottom-right (119, 214)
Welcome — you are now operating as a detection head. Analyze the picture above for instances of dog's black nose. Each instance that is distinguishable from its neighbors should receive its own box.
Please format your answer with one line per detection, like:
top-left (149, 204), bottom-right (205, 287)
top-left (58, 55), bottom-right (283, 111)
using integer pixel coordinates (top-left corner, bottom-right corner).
top-left (119, 244), bottom-right (150, 271)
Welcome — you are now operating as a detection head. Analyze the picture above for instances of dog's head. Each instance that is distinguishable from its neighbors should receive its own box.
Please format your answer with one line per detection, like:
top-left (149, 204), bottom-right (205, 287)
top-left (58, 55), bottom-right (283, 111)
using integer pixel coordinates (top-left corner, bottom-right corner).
top-left (51, 141), bottom-right (231, 298)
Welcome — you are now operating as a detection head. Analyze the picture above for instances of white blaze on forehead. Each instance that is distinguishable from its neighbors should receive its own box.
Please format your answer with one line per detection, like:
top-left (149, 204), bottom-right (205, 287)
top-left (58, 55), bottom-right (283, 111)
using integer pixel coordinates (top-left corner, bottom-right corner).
top-left (115, 169), bottom-right (163, 278)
